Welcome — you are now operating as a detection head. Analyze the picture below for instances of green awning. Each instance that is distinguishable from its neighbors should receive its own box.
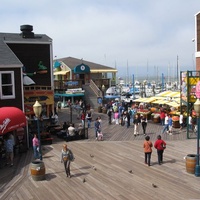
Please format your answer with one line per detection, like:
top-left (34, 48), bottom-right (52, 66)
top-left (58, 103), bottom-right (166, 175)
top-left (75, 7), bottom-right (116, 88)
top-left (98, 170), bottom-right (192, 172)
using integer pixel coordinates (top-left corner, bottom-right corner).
top-left (73, 63), bottom-right (90, 74)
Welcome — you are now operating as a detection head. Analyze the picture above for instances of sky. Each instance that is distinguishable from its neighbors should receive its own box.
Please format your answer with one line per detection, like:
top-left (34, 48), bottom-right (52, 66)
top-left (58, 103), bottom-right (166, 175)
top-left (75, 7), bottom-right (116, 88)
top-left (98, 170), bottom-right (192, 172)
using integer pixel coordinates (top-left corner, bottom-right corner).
top-left (0, 0), bottom-right (200, 80)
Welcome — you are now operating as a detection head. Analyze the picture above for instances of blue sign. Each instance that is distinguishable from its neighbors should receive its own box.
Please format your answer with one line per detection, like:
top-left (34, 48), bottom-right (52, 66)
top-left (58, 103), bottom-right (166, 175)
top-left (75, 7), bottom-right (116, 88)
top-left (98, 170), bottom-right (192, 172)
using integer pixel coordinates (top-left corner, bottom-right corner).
top-left (97, 97), bottom-right (102, 104)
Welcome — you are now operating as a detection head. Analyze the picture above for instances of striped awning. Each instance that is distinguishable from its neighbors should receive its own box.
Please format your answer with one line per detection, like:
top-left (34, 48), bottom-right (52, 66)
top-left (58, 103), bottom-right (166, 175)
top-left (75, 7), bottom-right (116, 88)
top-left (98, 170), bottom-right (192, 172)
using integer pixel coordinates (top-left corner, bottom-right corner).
top-left (156, 91), bottom-right (172, 97)
top-left (133, 98), bottom-right (146, 102)
top-left (165, 101), bottom-right (180, 108)
top-left (152, 99), bottom-right (169, 104)
top-left (142, 97), bottom-right (158, 103)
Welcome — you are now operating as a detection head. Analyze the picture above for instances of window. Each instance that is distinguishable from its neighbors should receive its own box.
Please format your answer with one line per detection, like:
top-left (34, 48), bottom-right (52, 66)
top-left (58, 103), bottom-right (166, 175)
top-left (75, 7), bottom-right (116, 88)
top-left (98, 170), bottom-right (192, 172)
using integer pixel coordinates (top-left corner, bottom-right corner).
top-left (0, 71), bottom-right (15, 99)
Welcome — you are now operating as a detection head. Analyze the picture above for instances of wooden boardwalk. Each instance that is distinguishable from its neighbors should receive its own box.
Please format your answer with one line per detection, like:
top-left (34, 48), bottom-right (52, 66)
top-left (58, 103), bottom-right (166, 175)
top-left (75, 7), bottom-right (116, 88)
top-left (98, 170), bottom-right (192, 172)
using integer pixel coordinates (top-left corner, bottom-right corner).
top-left (0, 109), bottom-right (200, 200)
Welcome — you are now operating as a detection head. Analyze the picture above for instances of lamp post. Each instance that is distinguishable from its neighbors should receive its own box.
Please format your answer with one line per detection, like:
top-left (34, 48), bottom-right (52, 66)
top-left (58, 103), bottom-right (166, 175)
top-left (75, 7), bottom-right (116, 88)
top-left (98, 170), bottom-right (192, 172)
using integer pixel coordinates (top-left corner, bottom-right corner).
top-left (70, 104), bottom-right (72, 124)
top-left (194, 81), bottom-right (200, 177)
top-left (33, 100), bottom-right (42, 161)
top-left (102, 84), bottom-right (105, 105)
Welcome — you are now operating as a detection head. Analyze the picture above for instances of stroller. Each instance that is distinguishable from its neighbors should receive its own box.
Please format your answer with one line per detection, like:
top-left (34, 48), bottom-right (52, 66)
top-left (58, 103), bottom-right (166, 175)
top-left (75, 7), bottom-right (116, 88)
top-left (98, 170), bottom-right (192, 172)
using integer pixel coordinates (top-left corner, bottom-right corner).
top-left (97, 129), bottom-right (103, 141)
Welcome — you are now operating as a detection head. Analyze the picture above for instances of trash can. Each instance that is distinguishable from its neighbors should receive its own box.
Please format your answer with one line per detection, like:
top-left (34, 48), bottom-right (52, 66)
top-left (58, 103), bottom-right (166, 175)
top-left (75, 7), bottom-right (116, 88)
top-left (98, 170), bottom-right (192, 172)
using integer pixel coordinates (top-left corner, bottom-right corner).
top-left (186, 154), bottom-right (196, 174)
top-left (30, 161), bottom-right (46, 181)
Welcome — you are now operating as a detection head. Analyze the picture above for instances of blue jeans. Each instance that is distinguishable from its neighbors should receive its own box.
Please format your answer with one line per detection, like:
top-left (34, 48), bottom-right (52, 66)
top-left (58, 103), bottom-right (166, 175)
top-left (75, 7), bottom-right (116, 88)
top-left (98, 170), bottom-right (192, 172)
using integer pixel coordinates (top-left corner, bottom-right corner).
top-left (33, 146), bottom-right (39, 159)
top-left (161, 118), bottom-right (165, 126)
top-left (162, 124), bottom-right (169, 133)
top-left (87, 120), bottom-right (91, 128)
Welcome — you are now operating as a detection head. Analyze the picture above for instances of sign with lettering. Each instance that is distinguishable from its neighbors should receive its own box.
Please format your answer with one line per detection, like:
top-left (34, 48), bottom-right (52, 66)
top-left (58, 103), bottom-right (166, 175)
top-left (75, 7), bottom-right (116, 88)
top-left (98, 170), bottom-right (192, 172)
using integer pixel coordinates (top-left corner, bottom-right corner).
top-left (196, 81), bottom-right (200, 99)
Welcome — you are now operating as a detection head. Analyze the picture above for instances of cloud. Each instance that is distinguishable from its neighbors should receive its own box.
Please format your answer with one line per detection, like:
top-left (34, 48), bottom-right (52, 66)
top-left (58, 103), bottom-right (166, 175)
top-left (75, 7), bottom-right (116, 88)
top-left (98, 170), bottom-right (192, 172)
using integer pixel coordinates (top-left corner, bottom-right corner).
top-left (0, 0), bottom-right (200, 78)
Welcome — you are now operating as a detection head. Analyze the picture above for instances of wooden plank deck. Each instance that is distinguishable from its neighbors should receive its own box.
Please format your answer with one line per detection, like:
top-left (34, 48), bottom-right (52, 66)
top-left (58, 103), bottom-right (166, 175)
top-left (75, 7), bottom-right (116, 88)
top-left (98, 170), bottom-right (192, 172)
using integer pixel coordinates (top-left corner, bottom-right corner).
top-left (0, 108), bottom-right (200, 200)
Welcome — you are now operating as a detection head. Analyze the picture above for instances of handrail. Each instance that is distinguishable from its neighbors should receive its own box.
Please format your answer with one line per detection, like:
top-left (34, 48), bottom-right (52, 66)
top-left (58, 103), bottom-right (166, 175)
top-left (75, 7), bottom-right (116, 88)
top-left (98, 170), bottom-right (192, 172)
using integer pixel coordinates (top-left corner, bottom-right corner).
top-left (90, 79), bottom-right (102, 97)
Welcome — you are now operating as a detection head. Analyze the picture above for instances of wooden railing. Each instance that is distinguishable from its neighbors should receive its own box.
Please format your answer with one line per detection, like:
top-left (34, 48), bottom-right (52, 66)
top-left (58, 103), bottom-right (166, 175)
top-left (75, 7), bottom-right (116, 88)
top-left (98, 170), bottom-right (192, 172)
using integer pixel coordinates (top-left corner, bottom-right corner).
top-left (90, 79), bottom-right (102, 97)
top-left (24, 85), bottom-right (53, 90)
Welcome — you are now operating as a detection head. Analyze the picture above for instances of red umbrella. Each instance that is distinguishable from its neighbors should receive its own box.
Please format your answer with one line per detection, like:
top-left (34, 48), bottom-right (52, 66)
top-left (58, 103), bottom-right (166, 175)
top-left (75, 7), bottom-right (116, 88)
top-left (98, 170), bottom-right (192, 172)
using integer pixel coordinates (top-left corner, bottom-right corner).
top-left (0, 107), bottom-right (27, 135)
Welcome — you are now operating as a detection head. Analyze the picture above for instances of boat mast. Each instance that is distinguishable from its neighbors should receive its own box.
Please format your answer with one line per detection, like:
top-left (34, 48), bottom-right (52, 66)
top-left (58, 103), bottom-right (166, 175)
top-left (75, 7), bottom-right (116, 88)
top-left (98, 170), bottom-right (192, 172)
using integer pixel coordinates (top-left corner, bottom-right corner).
top-left (177, 55), bottom-right (179, 89)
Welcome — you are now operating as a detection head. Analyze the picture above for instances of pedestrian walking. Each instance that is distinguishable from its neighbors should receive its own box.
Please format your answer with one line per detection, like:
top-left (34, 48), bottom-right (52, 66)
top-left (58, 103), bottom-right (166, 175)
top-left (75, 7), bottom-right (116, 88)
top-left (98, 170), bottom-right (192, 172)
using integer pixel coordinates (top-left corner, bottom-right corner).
top-left (162, 113), bottom-right (169, 134)
top-left (179, 112), bottom-right (184, 130)
top-left (107, 108), bottom-right (112, 125)
top-left (168, 115), bottom-right (173, 135)
top-left (5, 133), bottom-right (14, 166)
top-left (94, 117), bottom-right (101, 140)
top-left (80, 111), bottom-right (85, 126)
top-left (154, 135), bottom-right (166, 165)
top-left (188, 114), bottom-right (193, 131)
top-left (141, 114), bottom-right (148, 135)
top-left (32, 134), bottom-right (40, 160)
top-left (133, 114), bottom-right (140, 136)
top-left (61, 144), bottom-right (74, 178)
top-left (86, 110), bottom-right (92, 128)
top-left (126, 110), bottom-right (131, 128)
top-left (114, 111), bottom-right (119, 125)
top-left (160, 110), bottom-right (165, 126)
top-left (143, 135), bottom-right (153, 166)
top-left (57, 101), bottom-right (62, 112)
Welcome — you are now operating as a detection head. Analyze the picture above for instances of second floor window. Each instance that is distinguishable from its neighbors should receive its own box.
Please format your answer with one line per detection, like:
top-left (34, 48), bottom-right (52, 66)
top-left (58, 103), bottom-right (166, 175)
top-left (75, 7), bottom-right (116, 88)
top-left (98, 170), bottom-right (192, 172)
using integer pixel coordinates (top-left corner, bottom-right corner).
top-left (0, 71), bottom-right (15, 99)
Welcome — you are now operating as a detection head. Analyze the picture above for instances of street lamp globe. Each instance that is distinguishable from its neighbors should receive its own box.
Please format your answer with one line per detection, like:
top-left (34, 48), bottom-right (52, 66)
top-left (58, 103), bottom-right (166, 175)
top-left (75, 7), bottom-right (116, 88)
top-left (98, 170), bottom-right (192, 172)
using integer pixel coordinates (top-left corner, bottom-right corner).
top-left (102, 84), bottom-right (105, 91)
top-left (33, 100), bottom-right (42, 118)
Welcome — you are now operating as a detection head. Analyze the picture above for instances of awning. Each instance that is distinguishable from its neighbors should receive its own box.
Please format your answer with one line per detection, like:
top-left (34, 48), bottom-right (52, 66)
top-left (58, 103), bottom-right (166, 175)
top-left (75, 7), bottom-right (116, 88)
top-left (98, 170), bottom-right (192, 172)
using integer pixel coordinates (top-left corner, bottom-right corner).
top-left (156, 91), bottom-right (172, 97)
top-left (152, 99), bottom-right (169, 104)
top-left (133, 98), bottom-right (146, 102)
top-left (142, 97), bottom-right (157, 103)
top-left (168, 92), bottom-right (180, 98)
top-left (53, 70), bottom-right (69, 75)
top-left (90, 69), bottom-right (118, 73)
top-left (0, 107), bottom-right (27, 135)
top-left (165, 102), bottom-right (180, 108)
top-left (104, 95), bottom-right (120, 99)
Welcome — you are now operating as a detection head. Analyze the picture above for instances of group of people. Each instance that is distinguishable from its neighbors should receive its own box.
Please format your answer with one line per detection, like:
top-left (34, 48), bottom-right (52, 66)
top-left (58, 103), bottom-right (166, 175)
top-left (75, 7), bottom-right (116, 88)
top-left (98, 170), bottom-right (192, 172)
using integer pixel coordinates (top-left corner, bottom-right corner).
top-left (0, 133), bottom-right (15, 167)
top-left (143, 135), bottom-right (166, 166)
top-left (106, 101), bottom-right (149, 136)
top-left (58, 134), bottom-right (166, 178)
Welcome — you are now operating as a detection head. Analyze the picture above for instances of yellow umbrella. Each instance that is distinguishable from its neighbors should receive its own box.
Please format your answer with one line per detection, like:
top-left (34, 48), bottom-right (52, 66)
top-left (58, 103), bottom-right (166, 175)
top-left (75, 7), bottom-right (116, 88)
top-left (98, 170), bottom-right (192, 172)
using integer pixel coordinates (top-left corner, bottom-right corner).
top-left (165, 101), bottom-right (180, 108)
top-left (142, 97), bottom-right (158, 103)
top-left (152, 99), bottom-right (169, 104)
top-left (156, 91), bottom-right (172, 97)
top-left (133, 98), bottom-right (146, 102)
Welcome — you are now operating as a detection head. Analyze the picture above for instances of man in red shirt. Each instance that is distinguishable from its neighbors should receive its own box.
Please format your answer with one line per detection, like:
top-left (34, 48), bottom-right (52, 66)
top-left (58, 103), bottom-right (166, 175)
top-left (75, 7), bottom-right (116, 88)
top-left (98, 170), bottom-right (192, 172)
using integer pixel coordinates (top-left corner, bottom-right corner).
top-left (154, 135), bottom-right (166, 165)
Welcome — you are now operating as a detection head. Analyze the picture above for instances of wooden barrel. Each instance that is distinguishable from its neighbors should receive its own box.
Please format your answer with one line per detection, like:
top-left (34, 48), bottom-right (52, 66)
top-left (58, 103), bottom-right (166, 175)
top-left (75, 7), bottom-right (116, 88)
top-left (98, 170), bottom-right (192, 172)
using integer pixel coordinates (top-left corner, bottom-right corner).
top-left (153, 117), bottom-right (160, 123)
top-left (102, 107), bottom-right (107, 114)
top-left (30, 161), bottom-right (46, 181)
top-left (98, 106), bottom-right (102, 113)
top-left (172, 121), bottom-right (180, 128)
top-left (186, 154), bottom-right (196, 174)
